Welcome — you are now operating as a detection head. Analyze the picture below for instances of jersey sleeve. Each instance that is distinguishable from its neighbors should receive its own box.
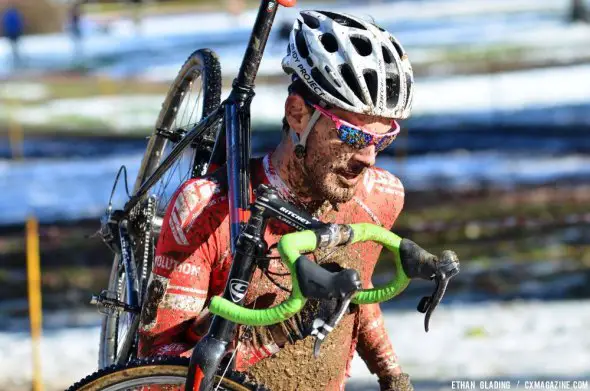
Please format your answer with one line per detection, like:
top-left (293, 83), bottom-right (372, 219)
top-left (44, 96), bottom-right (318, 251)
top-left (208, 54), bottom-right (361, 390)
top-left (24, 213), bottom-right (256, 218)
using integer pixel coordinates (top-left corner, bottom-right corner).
top-left (138, 178), bottom-right (226, 358)
top-left (356, 169), bottom-right (405, 377)
top-left (355, 288), bottom-right (402, 377)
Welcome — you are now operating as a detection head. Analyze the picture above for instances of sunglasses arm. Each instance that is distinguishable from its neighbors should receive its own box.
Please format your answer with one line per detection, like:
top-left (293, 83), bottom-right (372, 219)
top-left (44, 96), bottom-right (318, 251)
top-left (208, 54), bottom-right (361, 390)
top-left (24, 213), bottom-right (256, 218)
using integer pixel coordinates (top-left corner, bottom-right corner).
top-left (293, 109), bottom-right (322, 158)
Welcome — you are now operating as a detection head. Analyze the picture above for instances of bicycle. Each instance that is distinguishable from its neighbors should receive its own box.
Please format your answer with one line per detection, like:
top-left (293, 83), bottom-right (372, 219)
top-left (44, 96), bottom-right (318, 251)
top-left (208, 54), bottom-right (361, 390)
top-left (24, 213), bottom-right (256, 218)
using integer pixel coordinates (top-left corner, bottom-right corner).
top-left (93, 0), bottom-right (302, 369)
top-left (93, 46), bottom-right (222, 368)
top-left (85, 0), bottom-right (458, 388)
top-left (75, 201), bottom-right (458, 390)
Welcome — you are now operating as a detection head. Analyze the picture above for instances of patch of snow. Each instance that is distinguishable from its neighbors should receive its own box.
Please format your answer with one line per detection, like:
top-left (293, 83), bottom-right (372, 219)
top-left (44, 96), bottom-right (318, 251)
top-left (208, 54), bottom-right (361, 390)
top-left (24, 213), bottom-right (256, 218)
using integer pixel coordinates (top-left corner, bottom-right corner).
top-left (0, 83), bottom-right (50, 102)
top-left (1, 300), bottom-right (589, 390)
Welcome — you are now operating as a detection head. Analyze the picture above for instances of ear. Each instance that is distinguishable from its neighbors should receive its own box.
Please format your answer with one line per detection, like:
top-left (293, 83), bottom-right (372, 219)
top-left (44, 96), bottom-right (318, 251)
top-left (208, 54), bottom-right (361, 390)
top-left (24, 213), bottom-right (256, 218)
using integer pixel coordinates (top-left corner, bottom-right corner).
top-left (285, 94), bottom-right (311, 135)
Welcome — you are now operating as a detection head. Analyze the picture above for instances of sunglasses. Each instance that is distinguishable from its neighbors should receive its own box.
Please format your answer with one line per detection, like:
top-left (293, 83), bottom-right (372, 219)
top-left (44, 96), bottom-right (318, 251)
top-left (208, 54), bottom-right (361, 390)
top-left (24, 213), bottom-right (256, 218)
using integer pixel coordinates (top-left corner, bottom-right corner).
top-left (309, 102), bottom-right (400, 152)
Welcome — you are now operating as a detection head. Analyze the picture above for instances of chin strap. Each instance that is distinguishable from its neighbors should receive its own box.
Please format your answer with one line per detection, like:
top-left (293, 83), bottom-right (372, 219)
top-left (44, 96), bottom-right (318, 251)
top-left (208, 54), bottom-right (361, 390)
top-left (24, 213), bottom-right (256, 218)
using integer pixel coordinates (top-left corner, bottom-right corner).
top-left (290, 104), bottom-right (324, 159)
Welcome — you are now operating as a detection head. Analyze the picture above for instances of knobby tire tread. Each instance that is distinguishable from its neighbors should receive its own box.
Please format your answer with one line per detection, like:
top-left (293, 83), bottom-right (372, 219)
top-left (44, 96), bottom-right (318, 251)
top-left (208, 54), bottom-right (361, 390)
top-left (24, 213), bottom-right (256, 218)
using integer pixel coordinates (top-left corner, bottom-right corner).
top-left (69, 356), bottom-right (269, 391)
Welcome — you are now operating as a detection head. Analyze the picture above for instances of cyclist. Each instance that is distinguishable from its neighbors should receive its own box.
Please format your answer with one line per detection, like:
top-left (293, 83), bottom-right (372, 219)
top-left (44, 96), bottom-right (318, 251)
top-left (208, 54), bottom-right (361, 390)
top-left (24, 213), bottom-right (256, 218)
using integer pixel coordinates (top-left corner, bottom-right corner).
top-left (1, 2), bottom-right (24, 68)
top-left (139, 10), bottom-right (458, 391)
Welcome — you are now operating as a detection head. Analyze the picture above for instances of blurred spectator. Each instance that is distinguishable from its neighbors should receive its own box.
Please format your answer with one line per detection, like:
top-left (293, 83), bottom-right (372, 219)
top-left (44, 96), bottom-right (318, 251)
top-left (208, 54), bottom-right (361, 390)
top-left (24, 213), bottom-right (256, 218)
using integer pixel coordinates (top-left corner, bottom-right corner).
top-left (1, 2), bottom-right (24, 69)
top-left (69, 0), bottom-right (84, 64)
top-left (225, 0), bottom-right (246, 26)
top-left (225, 0), bottom-right (246, 16)
top-left (278, 20), bottom-right (291, 41)
top-left (70, 1), bottom-right (82, 38)
top-left (130, 0), bottom-right (143, 33)
top-left (570, 0), bottom-right (589, 23)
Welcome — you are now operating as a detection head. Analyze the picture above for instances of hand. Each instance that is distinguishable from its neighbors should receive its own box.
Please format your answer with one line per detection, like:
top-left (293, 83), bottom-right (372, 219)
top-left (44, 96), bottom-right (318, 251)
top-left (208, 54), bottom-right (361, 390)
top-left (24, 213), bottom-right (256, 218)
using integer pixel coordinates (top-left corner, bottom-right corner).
top-left (399, 239), bottom-right (460, 280)
top-left (378, 373), bottom-right (414, 391)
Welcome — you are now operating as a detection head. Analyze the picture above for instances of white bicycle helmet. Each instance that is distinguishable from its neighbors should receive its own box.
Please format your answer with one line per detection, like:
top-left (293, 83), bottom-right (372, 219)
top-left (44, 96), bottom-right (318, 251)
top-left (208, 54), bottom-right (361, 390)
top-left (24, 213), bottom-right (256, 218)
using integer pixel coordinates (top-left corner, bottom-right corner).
top-left (282, 10), bottom-right (414, 120)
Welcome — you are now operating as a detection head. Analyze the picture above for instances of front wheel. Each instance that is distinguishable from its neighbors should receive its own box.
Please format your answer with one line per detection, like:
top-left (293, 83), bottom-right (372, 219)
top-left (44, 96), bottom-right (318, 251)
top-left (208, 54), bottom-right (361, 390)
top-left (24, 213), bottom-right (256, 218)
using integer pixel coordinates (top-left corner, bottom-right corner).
top-left (68, 357), bottom-right (267, 391)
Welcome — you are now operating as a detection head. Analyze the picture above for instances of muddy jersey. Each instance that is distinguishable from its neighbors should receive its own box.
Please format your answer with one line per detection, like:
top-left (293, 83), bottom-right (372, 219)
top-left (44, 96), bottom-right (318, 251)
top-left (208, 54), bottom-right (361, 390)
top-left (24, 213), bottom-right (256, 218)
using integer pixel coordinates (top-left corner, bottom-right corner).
top-left (138, 153), bottom-right (405, 391)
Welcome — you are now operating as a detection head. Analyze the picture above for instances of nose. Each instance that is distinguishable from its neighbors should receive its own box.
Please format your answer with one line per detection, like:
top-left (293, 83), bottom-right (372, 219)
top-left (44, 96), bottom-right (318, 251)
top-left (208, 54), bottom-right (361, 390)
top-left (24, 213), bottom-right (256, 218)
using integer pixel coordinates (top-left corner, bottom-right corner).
top-left (352, 144), bottom-right (377, 168)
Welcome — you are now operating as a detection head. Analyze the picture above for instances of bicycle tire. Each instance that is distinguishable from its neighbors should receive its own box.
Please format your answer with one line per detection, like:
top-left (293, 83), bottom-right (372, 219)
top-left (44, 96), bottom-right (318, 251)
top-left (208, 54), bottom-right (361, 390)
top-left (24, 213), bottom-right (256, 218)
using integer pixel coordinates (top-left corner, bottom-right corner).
top-left (99, 48), bottom-right (222, 369)
top-left (69, 356), bottom-right (267, 391)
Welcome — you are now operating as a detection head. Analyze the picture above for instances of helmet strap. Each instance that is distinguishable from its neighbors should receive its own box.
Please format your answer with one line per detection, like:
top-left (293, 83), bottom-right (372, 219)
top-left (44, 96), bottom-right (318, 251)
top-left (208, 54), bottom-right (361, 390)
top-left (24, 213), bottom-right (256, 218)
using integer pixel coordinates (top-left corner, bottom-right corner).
top-left (291, 106), bottom-right (323, 159)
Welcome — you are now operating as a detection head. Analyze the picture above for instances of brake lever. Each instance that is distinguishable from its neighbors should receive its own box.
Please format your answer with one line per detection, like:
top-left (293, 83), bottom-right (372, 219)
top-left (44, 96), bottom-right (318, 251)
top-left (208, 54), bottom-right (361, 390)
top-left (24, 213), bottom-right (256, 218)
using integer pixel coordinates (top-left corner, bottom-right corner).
top-left (311, 292), bottom-right (354, 358)
top-left (417, 251), bottom-right (459, 332)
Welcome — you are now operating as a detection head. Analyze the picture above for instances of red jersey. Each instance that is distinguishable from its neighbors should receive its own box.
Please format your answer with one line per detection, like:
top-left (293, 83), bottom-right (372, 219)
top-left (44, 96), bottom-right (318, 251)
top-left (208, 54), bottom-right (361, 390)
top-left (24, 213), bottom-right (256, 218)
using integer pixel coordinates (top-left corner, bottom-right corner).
top-left (138, 153), bottom-right (405, 390)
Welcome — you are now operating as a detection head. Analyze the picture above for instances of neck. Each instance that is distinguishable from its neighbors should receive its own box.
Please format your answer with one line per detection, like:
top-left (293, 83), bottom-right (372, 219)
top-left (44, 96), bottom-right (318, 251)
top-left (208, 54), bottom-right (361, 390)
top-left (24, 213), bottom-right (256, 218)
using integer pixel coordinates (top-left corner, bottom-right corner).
top-left (270, 133), bottom-right (325, 213)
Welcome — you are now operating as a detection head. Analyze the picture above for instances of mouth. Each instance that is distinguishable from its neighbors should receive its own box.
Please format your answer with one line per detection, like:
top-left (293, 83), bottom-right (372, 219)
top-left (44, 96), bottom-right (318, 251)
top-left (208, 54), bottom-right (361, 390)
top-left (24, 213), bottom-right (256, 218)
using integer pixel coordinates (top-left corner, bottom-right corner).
top-left (336, 169), bottom-right (363, 186)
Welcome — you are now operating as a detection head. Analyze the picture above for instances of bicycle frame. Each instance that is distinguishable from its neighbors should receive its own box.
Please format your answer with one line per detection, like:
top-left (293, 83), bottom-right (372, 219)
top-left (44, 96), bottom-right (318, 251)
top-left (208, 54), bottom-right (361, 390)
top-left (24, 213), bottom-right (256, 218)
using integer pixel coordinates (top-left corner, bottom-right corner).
top-left (109, 0), bottom-right (298, 386)
top-left (187, 185), bottom-right (326, 391)
top-left (185, 0), bottom-right (300, 389)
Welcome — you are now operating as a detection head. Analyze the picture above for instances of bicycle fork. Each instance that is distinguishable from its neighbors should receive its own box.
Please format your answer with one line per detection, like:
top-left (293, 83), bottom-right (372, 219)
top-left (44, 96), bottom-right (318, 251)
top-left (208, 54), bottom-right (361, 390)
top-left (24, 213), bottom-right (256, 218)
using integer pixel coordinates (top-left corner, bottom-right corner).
top-left (186, 203), bottom-right (268, 390)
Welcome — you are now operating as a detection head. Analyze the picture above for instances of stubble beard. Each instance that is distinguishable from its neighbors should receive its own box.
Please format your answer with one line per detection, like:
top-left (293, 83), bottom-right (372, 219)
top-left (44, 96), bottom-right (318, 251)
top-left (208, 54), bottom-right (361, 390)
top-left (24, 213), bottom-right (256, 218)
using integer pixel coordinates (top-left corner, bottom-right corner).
top-left (304, 162), bottom-right (358, 205)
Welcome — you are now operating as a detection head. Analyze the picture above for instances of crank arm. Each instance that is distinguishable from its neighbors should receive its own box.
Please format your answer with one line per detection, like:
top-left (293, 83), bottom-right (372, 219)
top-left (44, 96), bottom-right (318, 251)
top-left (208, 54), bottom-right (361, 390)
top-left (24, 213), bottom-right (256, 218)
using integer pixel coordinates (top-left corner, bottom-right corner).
top-left (91, 290), bottom-right (141, 314)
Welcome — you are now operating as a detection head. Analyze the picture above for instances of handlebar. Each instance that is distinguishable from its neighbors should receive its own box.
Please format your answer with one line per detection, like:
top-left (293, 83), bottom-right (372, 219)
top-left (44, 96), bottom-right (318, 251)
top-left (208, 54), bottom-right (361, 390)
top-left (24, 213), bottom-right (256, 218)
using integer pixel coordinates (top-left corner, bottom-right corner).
top-left (208, 223), bottom-right (410, 326)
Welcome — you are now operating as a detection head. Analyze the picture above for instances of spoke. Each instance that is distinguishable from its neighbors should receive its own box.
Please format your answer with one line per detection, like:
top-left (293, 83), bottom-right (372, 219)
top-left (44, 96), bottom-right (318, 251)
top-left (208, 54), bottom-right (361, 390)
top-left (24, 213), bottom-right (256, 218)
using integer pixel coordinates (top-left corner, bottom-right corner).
top-left (187, 76), bottom-right (203, 127)
top-left (215, 340), bottom-right (242, 391)
top-left (181, 82), bottom-right (192, 128)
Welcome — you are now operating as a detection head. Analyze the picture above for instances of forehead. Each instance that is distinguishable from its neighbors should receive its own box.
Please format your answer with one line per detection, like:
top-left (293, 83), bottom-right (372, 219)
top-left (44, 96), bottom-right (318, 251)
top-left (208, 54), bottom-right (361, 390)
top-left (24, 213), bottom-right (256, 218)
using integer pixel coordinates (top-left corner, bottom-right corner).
top-left (331, 107), bottom-right (391, 126)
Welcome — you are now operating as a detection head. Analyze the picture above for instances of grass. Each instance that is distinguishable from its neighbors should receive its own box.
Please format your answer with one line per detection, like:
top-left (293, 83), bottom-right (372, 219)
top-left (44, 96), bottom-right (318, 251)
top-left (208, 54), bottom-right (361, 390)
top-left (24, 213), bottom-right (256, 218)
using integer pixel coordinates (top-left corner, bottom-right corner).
top-left (430, 43), bottom-right (530, 64)
top-left (83, 0), bottom-right (284, 18)
top-left (1, 77), bottom-right (169, 103)
top-left (0, 77), bottom-right (170, 136)
top-left (398, 186), bottom-right (590, 229)
top-left (371, 184), bottom-right (590, 273)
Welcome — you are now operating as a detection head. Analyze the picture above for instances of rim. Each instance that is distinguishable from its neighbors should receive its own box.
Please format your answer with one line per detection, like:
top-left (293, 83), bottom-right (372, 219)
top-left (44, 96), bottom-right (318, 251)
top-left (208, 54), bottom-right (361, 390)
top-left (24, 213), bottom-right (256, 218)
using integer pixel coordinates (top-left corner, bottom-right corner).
top-left (152, 65), bottom-right (206, 218)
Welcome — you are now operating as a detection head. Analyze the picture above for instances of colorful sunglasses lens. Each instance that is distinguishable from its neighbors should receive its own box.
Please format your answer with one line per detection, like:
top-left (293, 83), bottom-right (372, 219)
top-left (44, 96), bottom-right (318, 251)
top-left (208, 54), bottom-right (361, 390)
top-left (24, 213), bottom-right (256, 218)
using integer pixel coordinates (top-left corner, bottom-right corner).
top-left (338, 125), bottom-right (372, 147)
top-left (375, 134), bottom-right (396, 151)
top-left (337, 125), bottom-right (395, 151)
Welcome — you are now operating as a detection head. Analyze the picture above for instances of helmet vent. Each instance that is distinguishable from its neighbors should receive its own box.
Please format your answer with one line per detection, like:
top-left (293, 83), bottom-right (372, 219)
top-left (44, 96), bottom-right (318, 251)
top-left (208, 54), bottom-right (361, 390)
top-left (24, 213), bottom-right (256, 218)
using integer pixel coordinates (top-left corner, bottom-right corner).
top-left (389, 37), bottom-right (404, 59)
top-left (340, 63), bottom-right (367, 105)
top-left (325, 65), bottom-right (342, 88)
top-left (404, 71), bottom-right (412, 105)
top-left (320, 33), bottom-right (339, 53)
top-left (295, 28), bottom-right (310, 59)
top-left (363, 69), bottom-right (378, 106)
top-left (351, 36), bottom-right (372, 57)
top-left (311, 68), bottom-right (352, 106)
top-left (382, 45), bottom-right (393, 64)
top-left (386, 76), bottom-right (400, 108)
top-left (301, 13), bottom-right (320, 29)
top-left (317, 11), bottom-right (367, 30)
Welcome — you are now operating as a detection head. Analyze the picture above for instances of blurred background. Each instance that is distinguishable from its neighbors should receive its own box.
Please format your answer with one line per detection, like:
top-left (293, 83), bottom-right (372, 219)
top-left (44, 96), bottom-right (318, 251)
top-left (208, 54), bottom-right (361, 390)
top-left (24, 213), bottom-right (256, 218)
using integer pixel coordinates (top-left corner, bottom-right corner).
top-left (1, 0), bottom-right (590, 390)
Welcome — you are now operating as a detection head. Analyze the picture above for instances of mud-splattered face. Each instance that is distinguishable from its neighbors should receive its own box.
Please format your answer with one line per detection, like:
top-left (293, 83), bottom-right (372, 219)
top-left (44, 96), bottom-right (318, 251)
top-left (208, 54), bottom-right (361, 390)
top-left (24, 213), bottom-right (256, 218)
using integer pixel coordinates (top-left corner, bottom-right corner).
top-left (302, 106), bottom-right (393, 204)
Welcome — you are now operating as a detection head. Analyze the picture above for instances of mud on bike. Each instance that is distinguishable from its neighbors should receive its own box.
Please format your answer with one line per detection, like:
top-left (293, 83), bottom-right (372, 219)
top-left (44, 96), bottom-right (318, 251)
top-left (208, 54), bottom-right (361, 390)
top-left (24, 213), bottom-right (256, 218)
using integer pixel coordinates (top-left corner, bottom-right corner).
top-left (74, 192), bottom-right (458, 391)
top-left (80, 0), bottom-right (459, 389)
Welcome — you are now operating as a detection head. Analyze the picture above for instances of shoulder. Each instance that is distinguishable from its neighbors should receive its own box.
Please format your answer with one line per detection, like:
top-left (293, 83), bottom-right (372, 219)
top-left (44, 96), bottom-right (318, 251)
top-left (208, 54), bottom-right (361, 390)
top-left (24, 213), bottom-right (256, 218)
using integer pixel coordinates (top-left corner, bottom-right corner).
top-left (162, 176), bottom-right (228, 248)
top-left (362, 167), bottom-right (404, 198)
